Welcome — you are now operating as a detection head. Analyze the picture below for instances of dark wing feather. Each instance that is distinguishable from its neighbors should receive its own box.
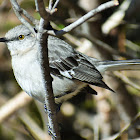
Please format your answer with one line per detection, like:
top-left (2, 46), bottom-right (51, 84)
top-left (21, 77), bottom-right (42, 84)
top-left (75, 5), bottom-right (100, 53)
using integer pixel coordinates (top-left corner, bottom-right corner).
top-left (48, 36), bottom-right (113, 92)
top-left (50, 54), bottom-right (113, 92)
top-left (71, 56), bottom-right (114, 92)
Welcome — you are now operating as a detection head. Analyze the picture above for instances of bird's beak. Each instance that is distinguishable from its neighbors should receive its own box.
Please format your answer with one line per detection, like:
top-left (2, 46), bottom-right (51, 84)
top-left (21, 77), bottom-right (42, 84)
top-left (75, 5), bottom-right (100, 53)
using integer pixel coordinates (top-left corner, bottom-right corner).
top-left (0, 37), bottom-right (8, 42)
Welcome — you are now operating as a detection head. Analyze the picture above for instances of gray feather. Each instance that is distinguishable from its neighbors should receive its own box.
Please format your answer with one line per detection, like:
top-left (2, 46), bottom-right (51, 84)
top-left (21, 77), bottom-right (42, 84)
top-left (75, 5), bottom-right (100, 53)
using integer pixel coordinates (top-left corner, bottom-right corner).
top-left (48, 36), bottom-right (113, 92)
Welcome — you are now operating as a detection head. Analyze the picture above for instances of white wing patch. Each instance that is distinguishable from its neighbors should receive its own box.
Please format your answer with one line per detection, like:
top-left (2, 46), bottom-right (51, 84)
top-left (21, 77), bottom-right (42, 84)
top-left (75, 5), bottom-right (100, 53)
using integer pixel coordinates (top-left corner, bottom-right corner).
top-left (60, 70), bottom-right (75, 79)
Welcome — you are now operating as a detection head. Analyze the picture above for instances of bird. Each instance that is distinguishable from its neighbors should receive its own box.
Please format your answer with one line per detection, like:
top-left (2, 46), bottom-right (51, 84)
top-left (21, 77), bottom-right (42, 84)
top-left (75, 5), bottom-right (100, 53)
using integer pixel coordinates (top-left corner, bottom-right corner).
top-left (0, 24), bottom-right (140, 104)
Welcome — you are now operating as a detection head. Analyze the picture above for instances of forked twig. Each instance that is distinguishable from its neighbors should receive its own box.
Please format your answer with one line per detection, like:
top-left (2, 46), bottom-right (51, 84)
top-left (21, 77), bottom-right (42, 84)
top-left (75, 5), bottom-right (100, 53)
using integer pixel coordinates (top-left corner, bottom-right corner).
top-left (10, 0), bottom-right (37, 35)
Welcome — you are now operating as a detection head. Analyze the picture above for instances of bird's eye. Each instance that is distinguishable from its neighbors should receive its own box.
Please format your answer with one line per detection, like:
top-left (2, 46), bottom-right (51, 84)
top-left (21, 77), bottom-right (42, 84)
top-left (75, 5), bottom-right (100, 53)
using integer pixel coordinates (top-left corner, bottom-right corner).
top-left (18, 35), bottom-right (25, 40)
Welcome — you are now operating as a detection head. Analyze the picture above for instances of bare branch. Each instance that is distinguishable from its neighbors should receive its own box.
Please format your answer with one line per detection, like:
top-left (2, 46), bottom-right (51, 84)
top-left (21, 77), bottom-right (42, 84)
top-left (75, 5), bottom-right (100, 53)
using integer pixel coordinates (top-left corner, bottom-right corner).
top-left (37, 20), bottom-right (61, 140)
top-left (52, 0), bottom-right (60, 11)
top-left (37, 0), bottom-right (50, 21)
top-left (0, 91), bottom-right (32, 123)
top-left (36, 0), bottom-right (61, 139)
top-left (49, 0), bottom-right (53, 10)
top-left (35, 0), bottom-right (39, 12)
top-left (10, 0), bottom-right (36, 35)
top-left (22, 9), bottom-right (39, 25)
top-left (52, 0), bottom-right (119, 36)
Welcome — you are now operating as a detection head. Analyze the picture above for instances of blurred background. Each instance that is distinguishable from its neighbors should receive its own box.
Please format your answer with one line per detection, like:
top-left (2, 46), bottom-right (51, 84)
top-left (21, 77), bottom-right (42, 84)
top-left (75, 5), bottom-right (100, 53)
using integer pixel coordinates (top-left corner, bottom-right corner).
top-left (0, 0), bottom-right (140, 140)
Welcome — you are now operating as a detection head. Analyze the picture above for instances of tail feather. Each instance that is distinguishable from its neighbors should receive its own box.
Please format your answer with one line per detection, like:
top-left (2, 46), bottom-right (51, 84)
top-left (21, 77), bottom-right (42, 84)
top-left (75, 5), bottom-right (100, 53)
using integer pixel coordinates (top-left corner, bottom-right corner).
top-left (94, 59), bottom-right (140, 74)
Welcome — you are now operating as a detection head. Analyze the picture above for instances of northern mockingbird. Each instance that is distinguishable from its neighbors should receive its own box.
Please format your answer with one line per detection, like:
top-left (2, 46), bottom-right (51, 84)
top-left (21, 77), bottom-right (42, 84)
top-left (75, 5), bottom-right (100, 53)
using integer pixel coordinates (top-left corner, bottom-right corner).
top-left (0, 25), bottom-right (140, 104)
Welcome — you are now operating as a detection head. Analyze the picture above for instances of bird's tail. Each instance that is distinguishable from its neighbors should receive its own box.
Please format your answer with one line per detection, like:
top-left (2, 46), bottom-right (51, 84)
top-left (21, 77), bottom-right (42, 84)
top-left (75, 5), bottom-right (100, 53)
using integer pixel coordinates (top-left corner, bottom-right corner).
top-left (94, 59), bottom-right (140, 73)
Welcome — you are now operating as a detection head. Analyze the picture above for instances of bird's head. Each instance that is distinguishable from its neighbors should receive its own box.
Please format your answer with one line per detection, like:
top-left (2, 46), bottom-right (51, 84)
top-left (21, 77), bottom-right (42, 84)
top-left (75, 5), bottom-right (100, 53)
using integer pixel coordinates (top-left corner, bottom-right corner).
top-left (0, 25), bottom-right (37, 56)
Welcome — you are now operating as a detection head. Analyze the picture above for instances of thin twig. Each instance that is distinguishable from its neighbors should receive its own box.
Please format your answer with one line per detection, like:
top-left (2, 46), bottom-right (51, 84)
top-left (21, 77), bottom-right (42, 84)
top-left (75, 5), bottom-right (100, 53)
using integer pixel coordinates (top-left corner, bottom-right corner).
top-left (35, 0), bottom-right (39, 12)
top-left (10, 0), bottom-right (36, 35)
top-left (49, 0), bottom-right (53, 10)
top-left (52, 0), bottom-right (60, 11)
top-left (22, 8), bottom-right (39, 25)
top-left (51, 0), bottom-right (119, 36)
top-left (11, 0), bottom-right (38, 25)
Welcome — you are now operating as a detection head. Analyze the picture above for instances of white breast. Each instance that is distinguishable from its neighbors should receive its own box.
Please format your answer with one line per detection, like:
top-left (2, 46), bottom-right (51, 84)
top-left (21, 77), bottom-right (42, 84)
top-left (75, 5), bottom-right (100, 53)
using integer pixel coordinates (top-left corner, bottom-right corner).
top-left (11, 49), bottom-right (86, 103)
top-left (11, 49), bottom-right (46, 102)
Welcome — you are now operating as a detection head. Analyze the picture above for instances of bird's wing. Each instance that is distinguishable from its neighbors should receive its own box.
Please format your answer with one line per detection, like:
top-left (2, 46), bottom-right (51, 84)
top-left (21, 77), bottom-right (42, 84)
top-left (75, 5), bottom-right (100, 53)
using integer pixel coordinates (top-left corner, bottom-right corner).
top-left (50, 53), bottom-right (113, 92)
top-left (48, 35), bottom-right (113, 92)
